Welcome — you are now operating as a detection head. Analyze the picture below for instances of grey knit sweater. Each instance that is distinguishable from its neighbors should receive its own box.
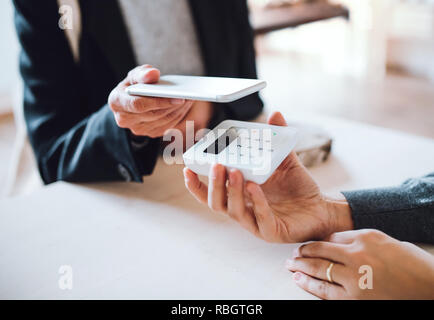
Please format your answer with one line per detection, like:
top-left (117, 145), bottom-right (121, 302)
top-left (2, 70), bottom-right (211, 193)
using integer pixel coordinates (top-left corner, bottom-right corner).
top-left (118, 0), bottom-right (204, 76)
top-left (343, 172), bottom-right (434, 243)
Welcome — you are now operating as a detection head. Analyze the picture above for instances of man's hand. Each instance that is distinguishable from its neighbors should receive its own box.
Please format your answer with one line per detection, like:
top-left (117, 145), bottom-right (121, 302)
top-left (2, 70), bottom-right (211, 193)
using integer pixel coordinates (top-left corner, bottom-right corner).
top-left (108, 65), bottom-right (195, 138)
top-left (172, 100), bottom-right (213, 144)
top-left (183, 111), bottom-right (354, 243)
top-left (286, 229), bottom-right (434, 299)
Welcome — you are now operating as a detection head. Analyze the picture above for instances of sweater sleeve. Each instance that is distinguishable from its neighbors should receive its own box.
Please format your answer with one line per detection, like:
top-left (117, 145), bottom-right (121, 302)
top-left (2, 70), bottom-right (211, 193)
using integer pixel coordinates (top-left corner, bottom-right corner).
top-left (342, 173), bottom-right (434, 243)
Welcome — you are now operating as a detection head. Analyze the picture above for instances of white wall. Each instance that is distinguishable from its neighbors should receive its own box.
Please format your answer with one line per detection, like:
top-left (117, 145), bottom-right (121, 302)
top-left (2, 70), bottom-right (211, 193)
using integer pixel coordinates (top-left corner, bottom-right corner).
top-left (387, 1), bottom-right (434, 81)
top-left (0, 1), bottom-right (20, 114)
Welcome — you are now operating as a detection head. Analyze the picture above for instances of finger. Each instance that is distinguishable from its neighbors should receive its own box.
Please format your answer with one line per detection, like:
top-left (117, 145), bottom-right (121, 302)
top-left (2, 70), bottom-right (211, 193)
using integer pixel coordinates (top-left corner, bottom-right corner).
top-left (113, 111), bottom-right (141, 129)
top-left (171, 101), bottom-right (202, 133)
top-left (208, 164), bottom-right (227, 212)
top-left (299, 241), bottom-right (349, 265)
top-left (130, 104), bottom-right (189, 137)
top-left (113, 104), bottom-right (181, 127)
top-left (111, 91), bottom-right (160, 113)
top-left (267, 111), bottom-right (287, 126)
top-left (126, 65), bottom-right (187, 109)
top-left (159, 100), bottom-right (194, 130)
top-left (144, 100), bottom-right (193, 135)
top-left (264, 112), bottom-right (299, 177)
top-left (138, 104), bottom-right (187, 122)
top-left (325, 231), bottom-right (361, 244)
top-left (227, 169), bottom-right (245, 219)
top-left (127, 64), bottom-right (160, 85)
top-left (141, 105), bottom-right (192, 138)
top-left (285, 257), bottom-right (347, 286)
top-left (227, 169), bottom-right (259, 235)
top-left (292, 272), bottom-right (346, 300)
top-left (183, 168), bottom-right (208, 204)
top-left (274, 151), bottom-right (303, 175)
top-left (115, 91), bottom-right (188, 114)
top-left (246, 182), bottom-right (277, 240)
top-left (112, 65), bottom-right (186, 113)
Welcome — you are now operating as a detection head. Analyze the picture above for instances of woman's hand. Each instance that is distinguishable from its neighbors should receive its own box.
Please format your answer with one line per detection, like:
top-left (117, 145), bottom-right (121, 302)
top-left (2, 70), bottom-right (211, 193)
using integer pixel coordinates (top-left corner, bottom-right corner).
top-left (108, 64), bottom-right (195, 138)
top-left (286, 229), bottom-right (434, 300)
top-left (183, 111), bottom-right (353, 243)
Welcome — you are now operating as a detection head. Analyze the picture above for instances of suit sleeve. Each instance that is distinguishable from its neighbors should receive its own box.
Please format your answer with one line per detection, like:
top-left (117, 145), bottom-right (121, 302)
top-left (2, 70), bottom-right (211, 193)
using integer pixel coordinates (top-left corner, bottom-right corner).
top-left (13, 0), bottom-right (157, 184)
top-left (342, 173), bottom-right (434, 243)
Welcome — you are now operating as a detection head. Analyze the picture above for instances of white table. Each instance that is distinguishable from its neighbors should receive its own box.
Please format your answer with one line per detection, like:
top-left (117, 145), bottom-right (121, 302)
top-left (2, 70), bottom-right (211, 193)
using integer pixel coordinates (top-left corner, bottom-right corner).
top-left (0, 114), bottom-right (433, 299)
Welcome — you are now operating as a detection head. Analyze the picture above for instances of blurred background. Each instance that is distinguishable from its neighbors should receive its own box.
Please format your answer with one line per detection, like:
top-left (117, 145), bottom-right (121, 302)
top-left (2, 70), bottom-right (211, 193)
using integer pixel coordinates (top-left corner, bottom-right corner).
top-left (250, 0), bottom-right (434, 137)
top-left (0, 0), bottom-right (433, 197)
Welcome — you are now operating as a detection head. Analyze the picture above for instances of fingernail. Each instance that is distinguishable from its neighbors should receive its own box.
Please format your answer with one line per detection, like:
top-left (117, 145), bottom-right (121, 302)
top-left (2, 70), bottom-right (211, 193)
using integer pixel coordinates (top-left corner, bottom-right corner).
top-left (228, 170), bottom-right (237, 186)
top-left (284, 259), bottom-right (293, 269)
top-left (210, 165), bottom-right (218, 180)
top-left (246, 183), bottom-right (255, 195)
top-left (143, 68), bottom-right (157, 82)
top-left (292, 247), bottom-right (301, 258)
top-left (245, 183), bottom-right (251, 192)
top-left (183, 168), bottom-right (189, 181)
top-left (293, 272), bottom-right (302, 282)
top-left (171, 98), bottom-right (185, 105)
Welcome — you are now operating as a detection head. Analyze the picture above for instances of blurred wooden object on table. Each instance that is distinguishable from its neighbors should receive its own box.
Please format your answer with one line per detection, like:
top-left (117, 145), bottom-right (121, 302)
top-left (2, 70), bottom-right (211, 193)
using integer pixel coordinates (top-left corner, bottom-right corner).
top-left (250, 0), bottom-right (350, 35)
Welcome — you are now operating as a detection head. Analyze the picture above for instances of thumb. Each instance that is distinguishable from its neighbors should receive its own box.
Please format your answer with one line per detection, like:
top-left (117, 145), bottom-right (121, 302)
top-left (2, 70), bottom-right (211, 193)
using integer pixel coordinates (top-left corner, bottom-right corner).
top-left (266, 111), bottom-right (301, 171)
top-left (268, 111), bottom-right (287, 127)
top-left (127, 64), bottom-right (160, 85)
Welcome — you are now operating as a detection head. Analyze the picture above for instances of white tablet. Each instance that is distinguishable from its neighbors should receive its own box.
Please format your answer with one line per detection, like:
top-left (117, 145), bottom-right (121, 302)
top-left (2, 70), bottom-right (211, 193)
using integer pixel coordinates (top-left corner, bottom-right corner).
top-left (126, 75), bottom-right (266, 103)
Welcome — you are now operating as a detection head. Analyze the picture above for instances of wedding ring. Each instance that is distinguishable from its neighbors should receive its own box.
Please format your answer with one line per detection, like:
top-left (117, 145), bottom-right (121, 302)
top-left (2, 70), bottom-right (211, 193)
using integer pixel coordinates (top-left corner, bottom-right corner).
top-left (326, 262), bottom-right (334, 283)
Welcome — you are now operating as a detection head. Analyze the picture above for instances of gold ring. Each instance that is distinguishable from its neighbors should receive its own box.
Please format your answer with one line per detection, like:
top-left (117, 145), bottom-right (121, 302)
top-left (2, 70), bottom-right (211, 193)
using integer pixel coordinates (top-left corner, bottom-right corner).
top-left (326, 262), bottom-right (334, 283)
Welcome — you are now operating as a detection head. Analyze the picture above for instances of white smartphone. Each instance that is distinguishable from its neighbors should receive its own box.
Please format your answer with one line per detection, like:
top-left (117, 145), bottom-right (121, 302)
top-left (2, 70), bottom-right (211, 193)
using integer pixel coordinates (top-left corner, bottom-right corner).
top-left (126, 75), bottom-right (266, 103)
top-left (183, 120), bottom-right (298, 184)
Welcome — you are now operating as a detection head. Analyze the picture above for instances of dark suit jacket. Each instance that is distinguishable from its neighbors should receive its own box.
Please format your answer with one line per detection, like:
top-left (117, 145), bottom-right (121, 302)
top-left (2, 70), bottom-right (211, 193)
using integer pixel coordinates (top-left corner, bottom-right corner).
top-left (13, 0), bottom-right (263, 184)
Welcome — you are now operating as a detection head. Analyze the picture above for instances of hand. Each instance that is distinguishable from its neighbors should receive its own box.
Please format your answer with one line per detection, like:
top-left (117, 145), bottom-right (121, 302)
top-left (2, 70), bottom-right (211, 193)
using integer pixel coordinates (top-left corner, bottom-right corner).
top-left (183, 111), bottom-right (353, 243)
top-left (108, 64), bottom-right (194, 138)
top-left (286, 229), bottom-right (434, 300)
top-left (171, 100), bottom-right (213, 146)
